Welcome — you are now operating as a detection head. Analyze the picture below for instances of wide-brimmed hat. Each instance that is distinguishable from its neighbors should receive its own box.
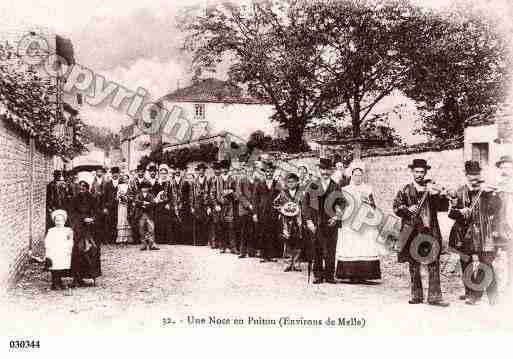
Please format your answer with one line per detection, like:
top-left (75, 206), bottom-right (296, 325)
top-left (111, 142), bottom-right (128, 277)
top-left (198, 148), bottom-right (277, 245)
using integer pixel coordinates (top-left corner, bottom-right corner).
top-left (196, 163), bottom-right (207, 171)
top-left (147, 165), bottom-right (157, 172)
top-left (110, 166), bottom-right (120, 174)
top-left (496, 155), bottom-right (513, 168)
top-left (318, 158), bottom-right (333, 169)
top-left (408, 159), bottom-right (431, 170)
top-left (465, 160), bottom-right (481, 175)
top-left (51, 209), bottom-right (67, 223)
top-left (159, 164), bottom-right (170, 173)
top-left (220, 159), bottom-right (231, 170)
top-left (140, 181), bottom-right (152, 189)
top-left (136, 164), bottom-right (145, 171)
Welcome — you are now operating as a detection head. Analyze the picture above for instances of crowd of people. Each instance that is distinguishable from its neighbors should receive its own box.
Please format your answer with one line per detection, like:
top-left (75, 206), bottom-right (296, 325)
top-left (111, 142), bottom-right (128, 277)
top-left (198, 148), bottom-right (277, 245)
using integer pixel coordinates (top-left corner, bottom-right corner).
top-left (41, 153), bottom-right (513, 308)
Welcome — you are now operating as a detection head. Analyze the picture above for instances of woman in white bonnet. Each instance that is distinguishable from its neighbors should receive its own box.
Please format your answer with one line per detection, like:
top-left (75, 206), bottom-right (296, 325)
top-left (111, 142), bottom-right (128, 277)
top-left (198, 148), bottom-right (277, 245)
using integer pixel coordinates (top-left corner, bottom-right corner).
top-left (335, 162), bottom-right (383, 283)
top-left (45, 209), bottom-right (74, 290)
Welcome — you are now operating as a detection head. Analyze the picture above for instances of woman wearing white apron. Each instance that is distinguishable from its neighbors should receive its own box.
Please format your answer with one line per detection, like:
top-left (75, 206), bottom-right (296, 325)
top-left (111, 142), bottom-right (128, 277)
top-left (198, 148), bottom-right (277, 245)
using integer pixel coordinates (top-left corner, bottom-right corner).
top-left (335, 166), bottom-right (382, 282)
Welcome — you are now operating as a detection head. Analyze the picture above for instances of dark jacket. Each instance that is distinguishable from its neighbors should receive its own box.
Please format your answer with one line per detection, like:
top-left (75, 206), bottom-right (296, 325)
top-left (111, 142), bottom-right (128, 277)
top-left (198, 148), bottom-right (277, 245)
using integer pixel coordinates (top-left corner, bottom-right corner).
top-left (393, 182), bottom-right (448, 263)
top-left (448, 185), bottom-right (500, 254)
top-left (133, 192), bottom-right (156, 220)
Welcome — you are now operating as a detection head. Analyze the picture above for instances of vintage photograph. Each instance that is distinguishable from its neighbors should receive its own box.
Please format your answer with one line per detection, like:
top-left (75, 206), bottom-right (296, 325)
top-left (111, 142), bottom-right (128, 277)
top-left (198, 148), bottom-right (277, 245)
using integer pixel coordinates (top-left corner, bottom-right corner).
top-left (1, 0), bottom-right (513, 344)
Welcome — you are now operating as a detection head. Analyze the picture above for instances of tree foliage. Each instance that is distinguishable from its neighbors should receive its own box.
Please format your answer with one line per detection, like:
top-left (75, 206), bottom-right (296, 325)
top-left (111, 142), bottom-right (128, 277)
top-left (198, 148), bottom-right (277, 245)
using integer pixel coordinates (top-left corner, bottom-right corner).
top-left (0, 54), bottom-right (86, 157)
top-left (403, 2), bottom-right (512, 139)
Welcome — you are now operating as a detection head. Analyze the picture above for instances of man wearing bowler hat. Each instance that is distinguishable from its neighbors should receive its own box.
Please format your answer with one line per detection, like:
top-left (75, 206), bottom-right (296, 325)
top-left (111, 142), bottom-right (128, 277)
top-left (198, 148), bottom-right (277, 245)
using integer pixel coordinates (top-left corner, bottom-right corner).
top-left (393, 158), bottom-right (449, 306)
top-left (449, 160), bottom-right (501, 305)
top-left (302, 158), bottom-right (346, 284)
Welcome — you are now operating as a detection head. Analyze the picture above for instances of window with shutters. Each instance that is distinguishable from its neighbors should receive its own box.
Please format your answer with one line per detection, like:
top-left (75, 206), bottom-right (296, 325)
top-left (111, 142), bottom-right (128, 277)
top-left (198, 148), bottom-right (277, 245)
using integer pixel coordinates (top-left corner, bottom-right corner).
top-left (471, 142), bottom-right (489, 167)
top-left (194, 103), bottom-right (205, 119)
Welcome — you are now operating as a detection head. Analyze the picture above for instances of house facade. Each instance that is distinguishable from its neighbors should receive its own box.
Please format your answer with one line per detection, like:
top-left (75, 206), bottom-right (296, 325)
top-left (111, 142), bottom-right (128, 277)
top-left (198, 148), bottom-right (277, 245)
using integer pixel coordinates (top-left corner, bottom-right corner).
top-left (464, 100), bottom-right (513, 180)
top-left (120, 78), bottom-right (277, 171)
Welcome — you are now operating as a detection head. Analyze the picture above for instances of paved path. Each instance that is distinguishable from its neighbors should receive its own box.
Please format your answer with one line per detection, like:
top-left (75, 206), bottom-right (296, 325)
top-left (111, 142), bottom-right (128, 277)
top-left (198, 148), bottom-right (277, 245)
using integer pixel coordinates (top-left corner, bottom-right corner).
top-left (2, 245), bottom-right (512, 335)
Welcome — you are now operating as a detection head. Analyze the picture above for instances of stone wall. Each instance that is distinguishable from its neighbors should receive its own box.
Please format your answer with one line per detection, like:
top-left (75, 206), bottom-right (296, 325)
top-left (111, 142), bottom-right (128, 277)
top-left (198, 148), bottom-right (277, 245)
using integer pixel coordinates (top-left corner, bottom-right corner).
top-left (0, 118), bottom-right (53, 293)
top-left (361, 148), bottom-right (465, 215)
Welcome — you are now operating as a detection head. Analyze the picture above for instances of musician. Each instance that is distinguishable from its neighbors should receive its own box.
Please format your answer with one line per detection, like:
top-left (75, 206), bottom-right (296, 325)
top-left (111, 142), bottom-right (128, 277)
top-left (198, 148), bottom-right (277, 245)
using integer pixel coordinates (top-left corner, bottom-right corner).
top-left (274, 173), bottom-right (304, 272)
top-left (210, 159), bottom-right (238, 254)
top-left (236, 161), bottom-right (258, 258)
top-left (494, 155), bottom-right (513, 298)
top-left (134, 181), bottom-right (159, 251)
top-left (302, 158), bottom-right (345, 284)
top-left (254, 161), bottom-right (282, 262)
top-left (393, 159), bottom-right (449, 306)
top-left (154, 164), bottom-right (175, 244)
top-left (448, 160), bottom-right (501, 305)
top-left (192, 163), bottom-right (211, 246)
top-left (127, 164), bottom-right (147, 244)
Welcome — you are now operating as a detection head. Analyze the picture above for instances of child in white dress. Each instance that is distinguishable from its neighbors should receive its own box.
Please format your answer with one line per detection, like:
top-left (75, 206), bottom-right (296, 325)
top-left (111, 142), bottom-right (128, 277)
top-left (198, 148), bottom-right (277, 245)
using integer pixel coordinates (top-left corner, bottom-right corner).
top-left (45, 209), bottom-right (74, 290)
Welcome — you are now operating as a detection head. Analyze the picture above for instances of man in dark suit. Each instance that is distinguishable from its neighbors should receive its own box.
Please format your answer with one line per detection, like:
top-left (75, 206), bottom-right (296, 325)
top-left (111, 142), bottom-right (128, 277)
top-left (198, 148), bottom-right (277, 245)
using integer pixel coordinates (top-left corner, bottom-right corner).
top-left (104, 166), bottom-right (121, 243)
top-left (134, 181), bottom-right (159, 251)
top-left (254, 161), bottom-right (282, 262)
top-left (171, 164), bottom-right (194, 244)
top-left (127, 164), bottom-right (147, 244)
top-left (90, 167), bottom-right (112, 244)
top-left (192, 163), bottom-right (211, 246)
top-left (302, 158), bottom-right (346, 284)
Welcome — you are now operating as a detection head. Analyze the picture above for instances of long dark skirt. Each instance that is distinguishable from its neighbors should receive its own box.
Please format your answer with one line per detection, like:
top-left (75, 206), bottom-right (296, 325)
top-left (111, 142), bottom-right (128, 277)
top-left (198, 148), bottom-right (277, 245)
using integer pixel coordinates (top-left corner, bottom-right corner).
top-left (71, 222), bottom-right (101, 280)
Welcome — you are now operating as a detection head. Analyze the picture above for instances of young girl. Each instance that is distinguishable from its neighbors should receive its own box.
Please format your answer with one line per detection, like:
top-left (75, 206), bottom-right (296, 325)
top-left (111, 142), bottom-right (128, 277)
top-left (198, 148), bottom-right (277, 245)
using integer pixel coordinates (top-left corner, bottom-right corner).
top-left (45, 209), bottom-right (74, 290)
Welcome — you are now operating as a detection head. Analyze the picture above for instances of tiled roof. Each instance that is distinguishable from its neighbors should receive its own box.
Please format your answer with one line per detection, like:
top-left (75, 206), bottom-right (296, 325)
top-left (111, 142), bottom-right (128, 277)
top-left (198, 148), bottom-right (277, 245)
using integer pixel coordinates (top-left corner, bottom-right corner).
top-left (161, 78), bottom-right (270, 105)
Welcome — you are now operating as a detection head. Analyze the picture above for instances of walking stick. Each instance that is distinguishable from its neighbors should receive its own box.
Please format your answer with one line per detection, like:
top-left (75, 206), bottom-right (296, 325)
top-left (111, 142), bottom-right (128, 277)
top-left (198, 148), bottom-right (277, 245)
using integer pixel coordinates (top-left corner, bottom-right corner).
top-left (192, 208), bottom-right (197, 246)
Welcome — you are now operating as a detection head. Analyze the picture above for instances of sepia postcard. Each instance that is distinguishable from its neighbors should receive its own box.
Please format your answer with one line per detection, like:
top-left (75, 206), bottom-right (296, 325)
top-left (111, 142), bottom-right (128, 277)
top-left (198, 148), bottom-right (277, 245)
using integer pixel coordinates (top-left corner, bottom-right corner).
top-left (1, 0), bottom-right (513, 356)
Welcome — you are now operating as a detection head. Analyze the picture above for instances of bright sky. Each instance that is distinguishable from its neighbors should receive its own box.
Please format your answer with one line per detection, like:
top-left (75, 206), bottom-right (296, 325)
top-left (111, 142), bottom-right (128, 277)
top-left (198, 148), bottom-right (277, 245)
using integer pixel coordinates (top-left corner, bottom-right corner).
top-left (1, 0), bottom-right (512, 144)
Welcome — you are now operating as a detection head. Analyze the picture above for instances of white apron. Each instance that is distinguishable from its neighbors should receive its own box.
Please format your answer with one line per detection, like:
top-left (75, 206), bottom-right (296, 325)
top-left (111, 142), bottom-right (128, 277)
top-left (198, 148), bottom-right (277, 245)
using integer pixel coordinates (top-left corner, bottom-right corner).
top-left (45, 227), bottom-right (74, 270)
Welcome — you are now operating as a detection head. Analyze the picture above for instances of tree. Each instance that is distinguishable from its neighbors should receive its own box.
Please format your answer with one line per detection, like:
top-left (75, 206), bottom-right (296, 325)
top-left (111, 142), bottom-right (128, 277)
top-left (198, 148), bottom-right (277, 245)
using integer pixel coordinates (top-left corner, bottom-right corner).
top-left (403, 2), bottom-right (511, 139)
top-left (1, 52), bottom-right (86, 157)
top-left (179, 0), bottom-right (342, 152)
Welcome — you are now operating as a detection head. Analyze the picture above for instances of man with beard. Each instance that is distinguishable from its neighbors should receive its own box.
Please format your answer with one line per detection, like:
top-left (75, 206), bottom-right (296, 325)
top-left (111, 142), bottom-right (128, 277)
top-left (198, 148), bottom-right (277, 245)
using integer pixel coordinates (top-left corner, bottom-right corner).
top-left (192, 163), bottom-right (211, 246)
top-left (254, 160), bottom-right (282, 262)
top-left (171, 164), bottom-right (194, 244)
top-left (449, 161), bottom-right (501, 305)
top-left (127, 164), bottom-right (147, 244)
top-left (146, 165), bottom-right (160, 196)
top-left (90, 167), bottom-right (112, 244)
top-left (303, 158), bottom-right (345, 284)
top-left (394, 159), bottom-right (449, 306)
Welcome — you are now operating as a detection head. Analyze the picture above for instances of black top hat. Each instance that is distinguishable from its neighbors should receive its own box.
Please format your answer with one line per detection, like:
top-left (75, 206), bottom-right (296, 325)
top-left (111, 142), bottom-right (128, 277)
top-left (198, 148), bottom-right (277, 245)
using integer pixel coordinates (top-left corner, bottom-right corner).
top-left (408, 159), bottom-right (431, 170)
top-left (140, 181), bottom-right (152, 189)
top-left (147, 165), bottom-right (157, 172)
top-left (196, 163), bottom-right (207, 171)
top-left (220, 159), bottom-right (231, 169)
top-left (53, 169), bottom-right (62, 177)
top-left (110, 166), bottom-right (120, 174)
top-left (136, 164), bottom-right (145, 171)
top-left (318, 158), bottom-right (333, 169)
top-left (465, 160), bottom-right (481, 175)
top-left (287, 173), bottom-right (299, 181)
top-left (263, 160), bottom-right (276, 171)
top-left (496, 155), bottom-right (513, 168)
top-left (211, 161), bottom-right (220, 170)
